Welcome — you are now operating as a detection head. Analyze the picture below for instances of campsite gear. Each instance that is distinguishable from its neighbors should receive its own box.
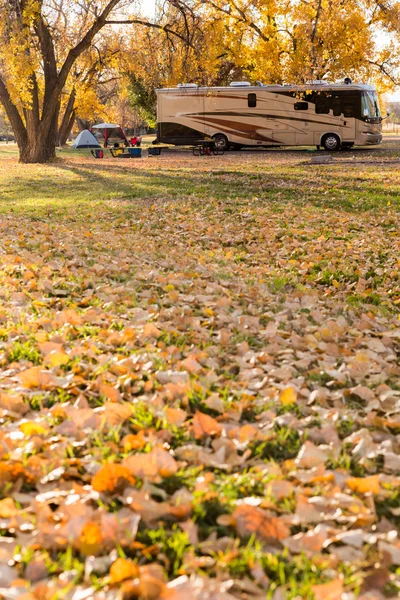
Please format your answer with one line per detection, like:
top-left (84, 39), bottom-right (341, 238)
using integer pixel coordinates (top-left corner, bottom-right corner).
top-left (130, 136), bottom-right (142, 147)
top-left (148, 147), bottom-right (162, 156)
top-left (92, 123), bottom-right (129, 148)
top-left (110, 148), bottom-right (124, 157)
top-left (192, 140), bottom-right (224, 156)
top-left (110, 147), bottom-right (142, 158)
top-left (127, 147), bottom-right (142, 157)
top-left (72, 130), bottom-right (100, 149)
top-left (91, 149), bottom-right (104, 158)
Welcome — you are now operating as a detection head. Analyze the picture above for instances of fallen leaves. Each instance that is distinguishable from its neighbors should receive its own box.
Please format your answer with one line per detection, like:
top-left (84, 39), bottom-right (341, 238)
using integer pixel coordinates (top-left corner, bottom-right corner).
top-left (123, 447), bottom-right (178, 481)
top-left (91, 464), bottom-right (135, 494)
top-left (77, 521), bottom-right (104, 556)
top-left (192, 411), bottom-right (222, 439)
top-left (0, 498), bottom-right (17, 518)
top-left (231, 504), bottom-right (290, 542)
top-left (109, 558), bottom-right (139, 584)
top-left (312, 579), bottom-right (344, 600)
top-left (19, 367), bottom-right (57, 389)
top-left (0, 151), bottom-right (399, 597)
top-left (279, 386), bottom-right (297, 406)
top-left (346, 475), bottom-right (381, 495)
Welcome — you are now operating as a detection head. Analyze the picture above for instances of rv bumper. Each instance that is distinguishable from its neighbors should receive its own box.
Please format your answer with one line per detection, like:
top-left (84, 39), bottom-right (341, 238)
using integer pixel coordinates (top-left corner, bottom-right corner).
top-left (360, 132), bottom-right (382, 145)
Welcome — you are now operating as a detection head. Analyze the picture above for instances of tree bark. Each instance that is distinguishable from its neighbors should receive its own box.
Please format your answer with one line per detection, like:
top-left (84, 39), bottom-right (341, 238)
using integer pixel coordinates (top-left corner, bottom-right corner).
top-left (58, 89), bottom-right (76, 145)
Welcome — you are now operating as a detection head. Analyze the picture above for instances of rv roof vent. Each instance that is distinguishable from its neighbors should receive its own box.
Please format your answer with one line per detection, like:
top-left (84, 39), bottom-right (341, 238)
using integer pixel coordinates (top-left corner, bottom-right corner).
top-left (344, 77), bottom-right (352, 85)
top-left (230, 81), bottom-right (251, 87)
top-left (306, 80), bottom-right (328, 85)
top-left (177, 83), bottom-right (197, 88)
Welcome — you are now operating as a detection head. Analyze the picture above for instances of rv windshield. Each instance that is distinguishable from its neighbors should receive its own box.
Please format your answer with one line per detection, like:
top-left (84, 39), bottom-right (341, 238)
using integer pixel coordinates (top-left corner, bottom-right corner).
top-left (361, 92), bottom-right (381, 119)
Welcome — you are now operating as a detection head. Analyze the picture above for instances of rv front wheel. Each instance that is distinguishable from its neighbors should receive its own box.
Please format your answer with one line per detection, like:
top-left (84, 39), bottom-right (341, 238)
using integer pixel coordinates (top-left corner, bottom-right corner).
top-left (321, 134), bottom-right (340, 151)
top-left (213, 134), bottom-right (229, 151)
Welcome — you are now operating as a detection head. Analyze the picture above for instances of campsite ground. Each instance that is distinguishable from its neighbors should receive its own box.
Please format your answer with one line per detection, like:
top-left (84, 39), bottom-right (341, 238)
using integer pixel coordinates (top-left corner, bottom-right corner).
top-left (0, 140), bottom-right (399, 598)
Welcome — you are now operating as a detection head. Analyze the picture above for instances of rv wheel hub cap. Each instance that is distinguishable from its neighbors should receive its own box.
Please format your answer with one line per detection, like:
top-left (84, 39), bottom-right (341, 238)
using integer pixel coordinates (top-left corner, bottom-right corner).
top-left (326, 136), bottom-right (337, 149)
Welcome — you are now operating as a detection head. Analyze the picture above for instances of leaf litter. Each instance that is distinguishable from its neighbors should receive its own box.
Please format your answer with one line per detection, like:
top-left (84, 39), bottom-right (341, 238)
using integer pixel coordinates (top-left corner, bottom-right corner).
top-left (0, 152), bottom-right (399, 598)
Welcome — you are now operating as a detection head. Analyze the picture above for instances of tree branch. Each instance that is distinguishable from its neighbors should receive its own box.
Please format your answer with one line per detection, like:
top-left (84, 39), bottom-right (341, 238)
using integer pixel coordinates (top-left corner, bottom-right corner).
top-left (105, 19), bottom-right (196, 47)
top-left (0, 74), bottom-right (27, 144)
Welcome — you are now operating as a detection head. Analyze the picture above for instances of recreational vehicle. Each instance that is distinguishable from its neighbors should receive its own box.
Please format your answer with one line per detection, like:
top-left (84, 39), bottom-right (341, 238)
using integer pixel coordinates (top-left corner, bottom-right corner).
top-left (156, 81), bottom-right (383, 151)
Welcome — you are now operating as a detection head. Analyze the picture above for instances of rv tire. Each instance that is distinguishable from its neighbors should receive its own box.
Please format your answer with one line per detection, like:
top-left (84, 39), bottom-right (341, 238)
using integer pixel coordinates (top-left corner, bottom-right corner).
top-left (321, 134), bottom-right (341, 151)
top-left (213, 134), bottom-right (229, 151)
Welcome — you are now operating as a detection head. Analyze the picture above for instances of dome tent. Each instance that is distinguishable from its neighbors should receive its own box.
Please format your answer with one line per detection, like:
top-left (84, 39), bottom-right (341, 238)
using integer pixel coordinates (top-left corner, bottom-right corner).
top-left (72, 129), bottom-right (100, 149)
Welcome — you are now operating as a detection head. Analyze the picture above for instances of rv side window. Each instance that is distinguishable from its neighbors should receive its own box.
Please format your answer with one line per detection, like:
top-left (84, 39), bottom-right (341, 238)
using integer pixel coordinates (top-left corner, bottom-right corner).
top-left (315, 96), bottom-right (330, 114)
top-left (331, 97), bottom-right (342, 117)
top-left (294, 102), bottom-right (308, 111)
top-left (248, 93), bottom-right (257, 108)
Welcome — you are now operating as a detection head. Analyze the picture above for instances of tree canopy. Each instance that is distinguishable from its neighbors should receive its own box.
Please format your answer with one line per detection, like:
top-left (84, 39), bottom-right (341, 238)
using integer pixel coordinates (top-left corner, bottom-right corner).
top-left (0, 0), bottom-right (400, 162)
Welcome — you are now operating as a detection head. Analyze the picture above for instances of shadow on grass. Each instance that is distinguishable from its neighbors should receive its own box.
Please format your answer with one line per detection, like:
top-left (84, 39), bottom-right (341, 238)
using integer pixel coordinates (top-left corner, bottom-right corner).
top-left (0, 149), bottom-right (399, 216)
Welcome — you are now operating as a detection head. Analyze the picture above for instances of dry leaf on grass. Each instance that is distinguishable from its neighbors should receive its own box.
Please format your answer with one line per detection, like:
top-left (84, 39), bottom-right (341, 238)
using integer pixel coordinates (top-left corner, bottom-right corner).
top-left (232, 504), bottom-right (290, 542)
top-left (109, 558), bottom-right (139, 584)
top-left (279, 386), bottom-right (297, 405)
top-left (346, 475), bottom-right (380, 495)
top-left (312, 578), bottom-right (343, 600)
top-left (91, 464), bottom-right (135, 494)
top-left (123, 447), bottom-right (178, 481)
top-left (192, 411), bottom-right (222, 439)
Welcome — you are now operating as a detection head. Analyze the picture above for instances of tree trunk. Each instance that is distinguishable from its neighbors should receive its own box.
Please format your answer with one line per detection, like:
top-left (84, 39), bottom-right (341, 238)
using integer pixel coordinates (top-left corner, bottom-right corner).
top-left (18, 103), bottom-right (60, 163)
top-left (58, 89), bottom-right (76, 146)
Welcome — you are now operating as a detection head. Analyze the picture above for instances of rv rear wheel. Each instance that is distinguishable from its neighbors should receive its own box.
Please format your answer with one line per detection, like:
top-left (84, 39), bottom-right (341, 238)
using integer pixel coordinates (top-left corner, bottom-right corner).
top-left (321, 134), bottom-right (340, 151)
top-left (213, 134), bottom-right (229, 151)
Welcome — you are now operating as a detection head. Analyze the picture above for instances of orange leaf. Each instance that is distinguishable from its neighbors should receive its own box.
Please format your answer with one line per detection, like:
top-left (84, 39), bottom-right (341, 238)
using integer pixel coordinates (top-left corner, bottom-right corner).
top-left (312, 578), bottom-right (343, 600)
top-left (92, 464), bottom-right (135, 494)
top-left (19, 367), bottom-right (56, 390)
top-left (20, 422), bottom-right (48, 437)
top-left (78, 521), bottom-right (104, 556)
top-left (109, 558), bottom-right (139, 584)
top-left (103, 402), bottom-right (133, 426)
top-left (346, 475), bottom-right (380, 495)
top-left (99, 383), bottom-right (121, 403)
top-left (181, 357), bottom-right (202, 374)
top-left (233, 504), bottom-right (290, 542)
top-left (279, 387), bottom-right (297, 406)
top-left (0, 463), bottom-right (26, 488)
top-left (164, 407), bottom-right (187, 427)
top-left (44, 350), bottom-right (69, 367)
top-left (122, 432), bottom-right (147, 451)
top-left (122, 327), bottom-right (137, 342)
top-left (143, 323), bottom-right (161, 338)
top-left (0, 393), bottom-right (28, 415)
top-left (55, 308), bottom-right (82, 327)
top-left (0, 497), bottom-right (17, 518)
top-left (38, 341), bottom-right (63, 356)
top-left (123, 447), bottom-right (178, 481)
top-left (192, 411), bottom-right (222, 439)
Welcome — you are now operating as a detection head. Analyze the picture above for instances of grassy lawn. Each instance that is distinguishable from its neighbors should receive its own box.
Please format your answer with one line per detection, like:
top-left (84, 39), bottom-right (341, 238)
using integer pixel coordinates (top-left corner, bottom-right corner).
top-left (0, 141), bottom-right (399, 598)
